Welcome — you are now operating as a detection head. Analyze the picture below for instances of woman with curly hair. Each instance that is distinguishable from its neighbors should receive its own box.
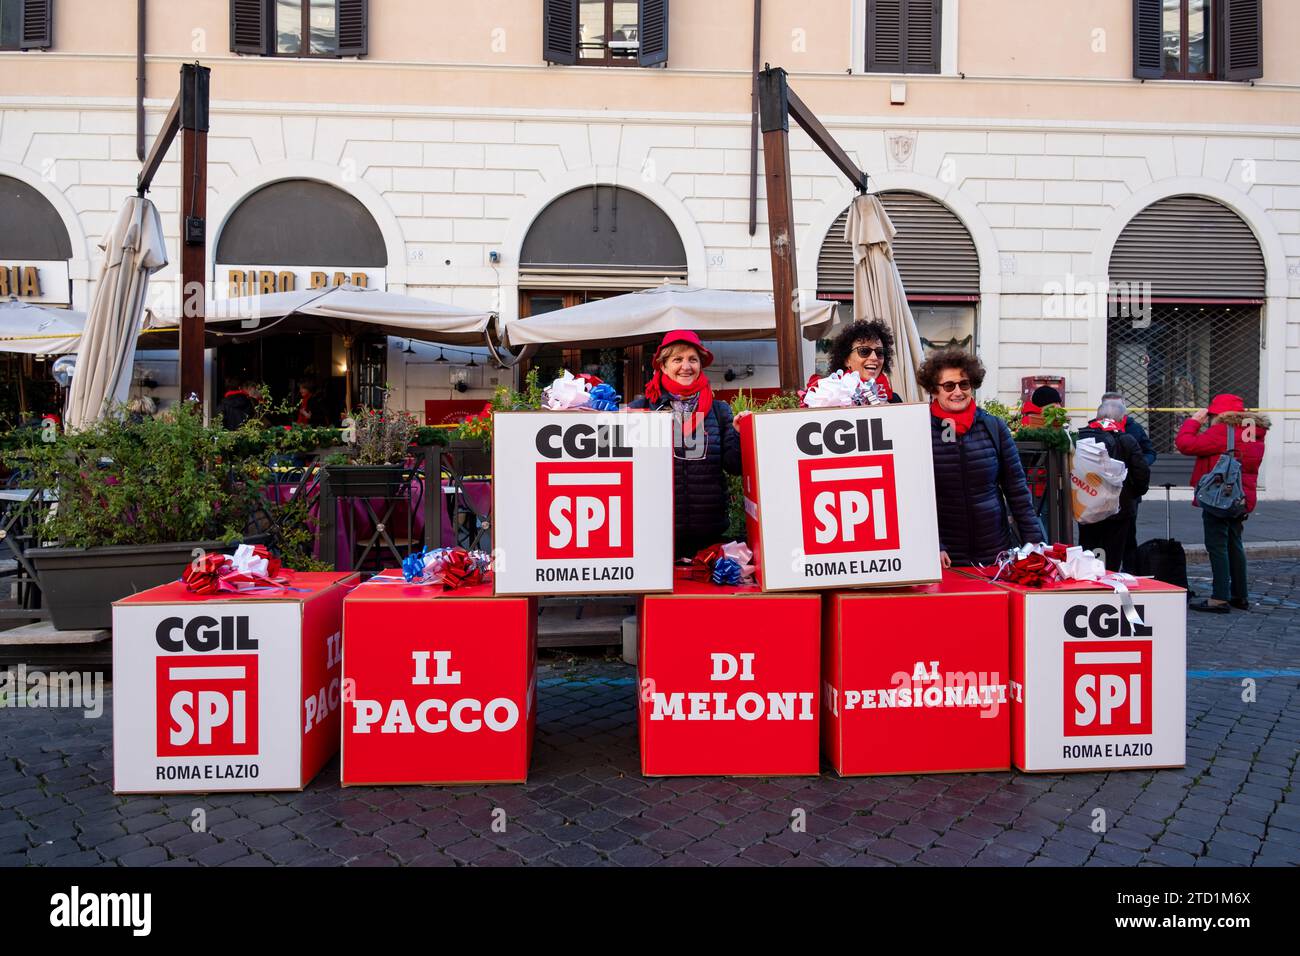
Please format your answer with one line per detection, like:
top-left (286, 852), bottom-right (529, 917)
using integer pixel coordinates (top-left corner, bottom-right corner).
top-left (919, 348), bottom-right (1043, 567)
top-left (807, 319), bottom-right (904, 404)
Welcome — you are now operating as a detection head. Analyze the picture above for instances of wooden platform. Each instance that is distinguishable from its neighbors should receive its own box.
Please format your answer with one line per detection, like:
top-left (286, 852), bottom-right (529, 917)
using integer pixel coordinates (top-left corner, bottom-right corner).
top-left (537, 597), bottom-right (634, 649)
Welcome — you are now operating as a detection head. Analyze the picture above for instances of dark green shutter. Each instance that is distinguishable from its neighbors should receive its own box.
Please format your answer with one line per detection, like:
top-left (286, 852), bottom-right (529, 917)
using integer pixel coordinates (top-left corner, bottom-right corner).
top-left (229, 0), bottom-right (269, 55)
top-left (336, 0), bottom-right (367, 57)
top-left (543, 0), bottom-right (578, 65)
top-left (1132, 0), bottom-right (1163, 78)
top-left (19, 0), bottom-right (52, 49)
top-left (1218, 0), bottom-right (1262, 81)
top-left (638, 0), bottom-right (669, 67)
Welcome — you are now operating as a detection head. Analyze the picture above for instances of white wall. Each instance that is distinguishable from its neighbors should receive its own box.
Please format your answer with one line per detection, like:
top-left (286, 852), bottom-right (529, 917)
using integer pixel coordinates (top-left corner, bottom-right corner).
top-left (2, 99), bottom-right (1296, 495)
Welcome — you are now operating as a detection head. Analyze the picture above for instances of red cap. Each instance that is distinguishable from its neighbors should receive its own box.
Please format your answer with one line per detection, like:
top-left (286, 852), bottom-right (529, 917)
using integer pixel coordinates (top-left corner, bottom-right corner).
top-left (653, 329), bottom-right (714, 368)
top-left (1207, 393), bottom-right (1245, 415)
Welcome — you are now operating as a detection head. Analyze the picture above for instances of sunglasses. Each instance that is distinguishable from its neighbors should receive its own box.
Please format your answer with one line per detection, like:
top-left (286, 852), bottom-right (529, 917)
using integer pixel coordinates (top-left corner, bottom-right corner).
top-left (852, 346), bottom-right (886, 359)
top-left (938, 379), bottom-right (972, 393)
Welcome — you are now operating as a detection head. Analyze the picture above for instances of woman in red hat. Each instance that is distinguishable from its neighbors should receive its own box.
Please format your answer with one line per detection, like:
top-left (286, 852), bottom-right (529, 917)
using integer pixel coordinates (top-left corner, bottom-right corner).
top-left (629, 330), bottom-right (742, 557)
top-left (1176, 393), bottom-right (1270, 613)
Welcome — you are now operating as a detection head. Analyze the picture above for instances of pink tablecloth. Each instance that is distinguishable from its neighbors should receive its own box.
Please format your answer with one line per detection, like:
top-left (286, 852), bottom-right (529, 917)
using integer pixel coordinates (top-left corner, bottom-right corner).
top-left (262, 479), bottom-right (491, 570)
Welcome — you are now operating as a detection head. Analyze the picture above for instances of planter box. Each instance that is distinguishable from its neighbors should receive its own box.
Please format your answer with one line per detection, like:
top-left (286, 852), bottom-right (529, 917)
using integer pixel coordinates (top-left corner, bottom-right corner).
top-left (31, 538), bottom-right (266, 632)
top-left (325, 464), bottom-right (409, 499)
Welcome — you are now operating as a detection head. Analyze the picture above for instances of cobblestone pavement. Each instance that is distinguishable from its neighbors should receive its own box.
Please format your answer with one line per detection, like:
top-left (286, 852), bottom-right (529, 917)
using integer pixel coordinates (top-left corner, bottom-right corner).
top-left (2, 560), bottom-right (1297, 868)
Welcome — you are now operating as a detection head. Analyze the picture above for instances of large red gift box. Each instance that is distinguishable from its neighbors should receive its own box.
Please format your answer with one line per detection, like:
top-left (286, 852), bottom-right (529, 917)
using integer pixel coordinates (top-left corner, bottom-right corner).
top-left (822, 569), bottom-right (1011, 776)
top-left (112, 572), bottom-right (357, 793)
top-left (341, 576), bottom-right (537, 785)
top-left (961, 568), bottom-right (1186, 772)
top-left (638, 579), bottom-right (820, 776)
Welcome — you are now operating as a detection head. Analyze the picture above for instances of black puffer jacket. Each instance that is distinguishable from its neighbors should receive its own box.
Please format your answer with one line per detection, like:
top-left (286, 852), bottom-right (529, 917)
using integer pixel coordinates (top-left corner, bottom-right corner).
top-left (930, 408), bottom-right (1045, 566)
top-left (629, 393), bottom-right (742, 556)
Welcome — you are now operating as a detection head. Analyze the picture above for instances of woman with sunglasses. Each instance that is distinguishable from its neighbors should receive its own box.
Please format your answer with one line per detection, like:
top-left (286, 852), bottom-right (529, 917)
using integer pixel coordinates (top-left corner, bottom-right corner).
top-left (919, 348), bottom-right (1044, 568)
top-left (629, 329), bottom-right (742, 557)
top-left (805, 319), bottom-right (904, 403)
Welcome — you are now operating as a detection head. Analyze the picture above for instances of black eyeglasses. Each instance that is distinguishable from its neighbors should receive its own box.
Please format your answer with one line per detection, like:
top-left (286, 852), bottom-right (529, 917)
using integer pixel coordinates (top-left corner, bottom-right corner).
top-left (938, 379), bottom-right (972, 393)
top-left (852, 346), bottom-right (886, 359)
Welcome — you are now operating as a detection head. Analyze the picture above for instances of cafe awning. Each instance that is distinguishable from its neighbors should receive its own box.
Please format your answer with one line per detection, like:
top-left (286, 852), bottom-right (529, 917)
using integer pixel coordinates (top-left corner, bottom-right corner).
top-left (0, 299), bottom-right (86, 355)
top-left (142, 286), bottom-right (495, 347)
top-left (499, 285), bottom-right (837, 348)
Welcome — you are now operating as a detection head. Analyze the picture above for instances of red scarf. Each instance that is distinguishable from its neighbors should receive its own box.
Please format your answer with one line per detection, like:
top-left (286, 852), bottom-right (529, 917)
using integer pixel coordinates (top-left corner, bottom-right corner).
top-left (930, 399), bottom-right (976, 436)
top-left (223, 389), bottom-right (245, 400)
top-left (645, 372), bottom-right (713, 437)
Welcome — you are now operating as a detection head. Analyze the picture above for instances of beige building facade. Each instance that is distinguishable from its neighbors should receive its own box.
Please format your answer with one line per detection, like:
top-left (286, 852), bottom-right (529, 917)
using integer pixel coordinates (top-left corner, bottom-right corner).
top-left (1, 0), bottom-right (1297, 494)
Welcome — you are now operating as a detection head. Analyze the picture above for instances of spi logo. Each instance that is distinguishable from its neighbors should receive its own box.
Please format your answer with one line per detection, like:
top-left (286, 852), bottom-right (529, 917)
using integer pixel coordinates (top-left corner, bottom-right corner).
top-left (797, 454), bottom-right (899, 555)
top-left (536, 461), bottom-right (633, 559)
top-left (156, 654), bottom-right (259, 757)
top-left (1064, 641), bottom-right (1151, 736)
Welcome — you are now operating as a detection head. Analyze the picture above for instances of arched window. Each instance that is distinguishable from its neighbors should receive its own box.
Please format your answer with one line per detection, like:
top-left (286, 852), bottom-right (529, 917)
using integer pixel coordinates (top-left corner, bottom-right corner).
top-left (1107, 195), bottom-right (1265, 484)
top-left (816, 190), bottom-right (979, 369)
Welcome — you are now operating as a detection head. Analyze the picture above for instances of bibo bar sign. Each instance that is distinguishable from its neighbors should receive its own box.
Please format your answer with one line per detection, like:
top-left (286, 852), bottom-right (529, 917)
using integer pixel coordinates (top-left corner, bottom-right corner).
top-left (971, 573), bottom-right (1187, 772)
top-left (341, 577), bottom-right (537, 786)
top-left (112, 573), bottom-right (357, 793)
top-left (739, 403), bottom-right (941, 591)
top-left (492, 411), bottom-right (674, 595)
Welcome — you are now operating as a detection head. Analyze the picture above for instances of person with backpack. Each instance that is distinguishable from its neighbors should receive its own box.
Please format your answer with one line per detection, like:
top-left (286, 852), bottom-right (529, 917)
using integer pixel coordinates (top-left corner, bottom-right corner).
top-left (922, 349), bottom-right (1045, 567)
top-left (1175, 393), bottom-right (1270, 613)
top-left (1076, 398), bottom-right (1151, 571)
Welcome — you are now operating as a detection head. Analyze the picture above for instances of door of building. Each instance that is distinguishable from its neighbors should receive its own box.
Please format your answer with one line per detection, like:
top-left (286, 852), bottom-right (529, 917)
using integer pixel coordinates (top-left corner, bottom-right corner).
top-left (519, 290), bottom-right (649, 401)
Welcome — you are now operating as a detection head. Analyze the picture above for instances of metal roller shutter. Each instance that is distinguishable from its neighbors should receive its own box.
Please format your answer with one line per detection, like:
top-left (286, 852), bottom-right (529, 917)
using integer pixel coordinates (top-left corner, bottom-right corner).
top-left (816, 191), bottom-right (980, 297)
top-left (1108, 195), bottom-right (1265, 298)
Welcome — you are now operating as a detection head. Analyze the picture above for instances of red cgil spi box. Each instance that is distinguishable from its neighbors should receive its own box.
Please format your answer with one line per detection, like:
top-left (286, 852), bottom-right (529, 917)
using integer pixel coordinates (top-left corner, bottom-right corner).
top-left (822, 569), bottom-right (1012, 776)
top-left (960, 568), bottom-right (1187, 773)
top-left (341, 575), bottom-right (537, 785)
top-left (638, 580), bottom-right (821, 777)
top-left (112, 572), bottom-right (357, 793)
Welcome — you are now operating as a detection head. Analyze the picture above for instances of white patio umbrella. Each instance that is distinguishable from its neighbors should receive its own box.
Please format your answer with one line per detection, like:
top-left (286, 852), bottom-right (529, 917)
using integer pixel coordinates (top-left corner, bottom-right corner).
top-left (845, 193), bottom-right (926, 403)
top-left (499, 285), bottom-right (837, 349)
top-left (142, 285), bottom-right (494, 347)
top-left (0, 299), bottom-right (86, 355)
top-left (65, 196), bottom-right (168, 430)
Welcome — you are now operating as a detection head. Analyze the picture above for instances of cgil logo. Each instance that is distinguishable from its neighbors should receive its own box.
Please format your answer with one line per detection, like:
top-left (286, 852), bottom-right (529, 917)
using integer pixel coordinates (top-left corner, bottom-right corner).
top-left (535, 423), bottom-right (634, 459)
top-left (49, 886), bottom-right (151, 937)
top-left (155, 615), bottom-right (259, 652)
top-left (1063, 604), bottom-right (1152, 639)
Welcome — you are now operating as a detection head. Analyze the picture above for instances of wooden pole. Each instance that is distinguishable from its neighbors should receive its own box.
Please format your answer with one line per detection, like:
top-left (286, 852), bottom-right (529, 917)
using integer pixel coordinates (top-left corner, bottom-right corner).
top-left (757, 67), bottom-right (803, 390)
top-left (178, 63), bottom-right (209, 406)
top-left (748, 0), bottom-right (762, 237)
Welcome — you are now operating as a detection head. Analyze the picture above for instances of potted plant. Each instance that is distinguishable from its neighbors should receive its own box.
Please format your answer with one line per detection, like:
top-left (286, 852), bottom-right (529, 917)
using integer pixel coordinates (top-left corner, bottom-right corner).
top-left (326, 387), bottom-right (421, 498)
top-left (5, 403), bottom-right (284, 630)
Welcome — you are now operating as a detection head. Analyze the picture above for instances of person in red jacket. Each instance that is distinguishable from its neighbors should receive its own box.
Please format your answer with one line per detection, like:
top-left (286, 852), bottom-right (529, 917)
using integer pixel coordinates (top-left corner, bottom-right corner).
top-left (1175, 393), bottom-right (1270, 613)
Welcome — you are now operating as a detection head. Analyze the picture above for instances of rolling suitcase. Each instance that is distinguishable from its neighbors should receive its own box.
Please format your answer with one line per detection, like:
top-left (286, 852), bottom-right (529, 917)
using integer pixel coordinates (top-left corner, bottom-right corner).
top-left (1135, 484), bottom-right (1190, 592)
